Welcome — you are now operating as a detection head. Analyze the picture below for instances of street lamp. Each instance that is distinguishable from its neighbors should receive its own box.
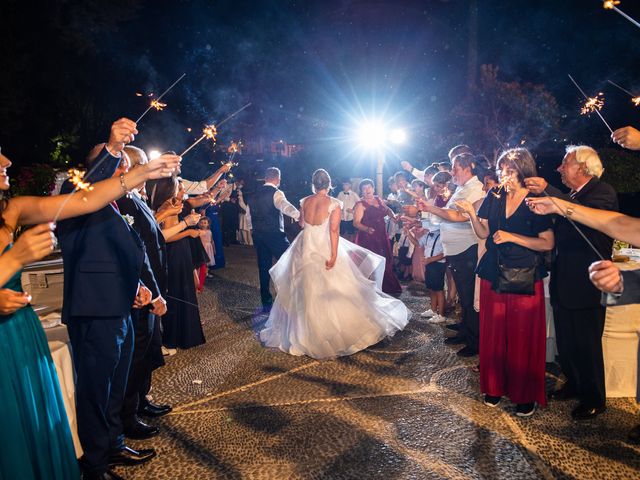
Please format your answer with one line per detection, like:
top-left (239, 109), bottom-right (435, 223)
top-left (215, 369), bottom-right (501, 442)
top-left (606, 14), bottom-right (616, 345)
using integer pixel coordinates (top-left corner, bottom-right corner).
top-left (354, 121), bottom-right (407, 196)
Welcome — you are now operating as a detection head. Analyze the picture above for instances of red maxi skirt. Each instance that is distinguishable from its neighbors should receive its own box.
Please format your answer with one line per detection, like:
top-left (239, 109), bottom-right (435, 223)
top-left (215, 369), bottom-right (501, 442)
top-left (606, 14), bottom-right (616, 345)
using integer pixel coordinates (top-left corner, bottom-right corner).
top-left (479, 279), bottom-right (547, 407)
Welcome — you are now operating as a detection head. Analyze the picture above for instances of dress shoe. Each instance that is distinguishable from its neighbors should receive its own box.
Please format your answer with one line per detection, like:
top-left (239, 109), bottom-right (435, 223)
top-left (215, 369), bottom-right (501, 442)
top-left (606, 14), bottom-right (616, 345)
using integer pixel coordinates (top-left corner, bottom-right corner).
top-left (627, 424), bottom-right (640, 445)
top-left (446, 323), bottom-right (462, 331)
top-left (444, 336), bottom-right (466, 345)
top-left (82, 470), bottom-right (125, 480)
top-left (571, 404), bottom-right (606, 420)
top-left (138, 402), bottom-right (172, 418)
top-left (109, 445), bottom-right (156, 467)
top-left (456, 346), bottom-right (478, 357)
top-left (549, 386), bottom-right (576, 401)
top-left (124, 418), bottom-right (160, 440)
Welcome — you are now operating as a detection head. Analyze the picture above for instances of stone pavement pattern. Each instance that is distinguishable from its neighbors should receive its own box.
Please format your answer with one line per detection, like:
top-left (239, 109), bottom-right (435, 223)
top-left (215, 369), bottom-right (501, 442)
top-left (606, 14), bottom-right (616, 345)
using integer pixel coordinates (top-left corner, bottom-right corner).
top-left (116, 245), bottom-right (640, 479)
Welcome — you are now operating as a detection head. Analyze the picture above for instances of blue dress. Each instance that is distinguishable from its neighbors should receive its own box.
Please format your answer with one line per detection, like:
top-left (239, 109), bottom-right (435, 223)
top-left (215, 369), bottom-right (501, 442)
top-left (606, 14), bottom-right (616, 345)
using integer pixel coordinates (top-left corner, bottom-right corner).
top-left (0, 246), bottom-right (80, 479)
top-left (206, 205), bottom-right (225, 268)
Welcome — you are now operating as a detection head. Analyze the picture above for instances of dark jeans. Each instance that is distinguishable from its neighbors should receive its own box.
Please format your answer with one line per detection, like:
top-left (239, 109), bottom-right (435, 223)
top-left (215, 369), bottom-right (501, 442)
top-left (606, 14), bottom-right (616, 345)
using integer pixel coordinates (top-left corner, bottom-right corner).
top-left (446, 244), bottom-right (479, 351)
top-left (252, 230), bottom-right (290, 306)
top-left (68, 315), bottom-right (134, 475)
top-left (121, 307), bottom-right (155, 426)
top-left (553, 304), bottom-right (606, 407)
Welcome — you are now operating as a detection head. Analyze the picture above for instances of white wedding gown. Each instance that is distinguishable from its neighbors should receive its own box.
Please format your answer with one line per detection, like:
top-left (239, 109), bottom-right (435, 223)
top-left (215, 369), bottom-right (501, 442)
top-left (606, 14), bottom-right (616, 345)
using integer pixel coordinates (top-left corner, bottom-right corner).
top-left (259, 197), bottom-right (409, 359)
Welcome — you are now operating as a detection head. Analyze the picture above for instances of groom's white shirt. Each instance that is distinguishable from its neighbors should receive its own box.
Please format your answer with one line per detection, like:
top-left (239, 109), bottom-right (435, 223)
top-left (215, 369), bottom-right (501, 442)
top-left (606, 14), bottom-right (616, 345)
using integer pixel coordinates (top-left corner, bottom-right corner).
top-left (264, 182), bottom-right (300, 221)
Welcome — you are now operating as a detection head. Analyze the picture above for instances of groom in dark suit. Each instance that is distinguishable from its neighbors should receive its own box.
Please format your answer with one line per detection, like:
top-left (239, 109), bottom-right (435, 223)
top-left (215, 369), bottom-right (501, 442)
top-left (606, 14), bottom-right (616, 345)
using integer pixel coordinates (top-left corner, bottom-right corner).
top-left (58, 119), bottom-right (159, 480)
top-left (249, 167), bottom-right (300, 311)
top-left (526, 145), bottom-right (618, 420)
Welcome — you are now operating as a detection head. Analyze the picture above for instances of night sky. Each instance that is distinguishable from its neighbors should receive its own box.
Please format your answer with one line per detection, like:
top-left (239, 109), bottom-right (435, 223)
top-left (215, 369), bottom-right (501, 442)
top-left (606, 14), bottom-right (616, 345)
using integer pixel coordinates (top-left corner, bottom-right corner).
top-left (2, 0), bottom-right (640, 198)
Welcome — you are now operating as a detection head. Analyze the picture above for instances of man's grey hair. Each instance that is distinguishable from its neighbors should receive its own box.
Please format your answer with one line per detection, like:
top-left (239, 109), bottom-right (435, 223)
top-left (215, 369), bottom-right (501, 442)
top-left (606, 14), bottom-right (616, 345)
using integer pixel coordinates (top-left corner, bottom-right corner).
top-left (265, 167), bottom-right (281, 181)
top-left (565, 145), bottom-right (604, 178)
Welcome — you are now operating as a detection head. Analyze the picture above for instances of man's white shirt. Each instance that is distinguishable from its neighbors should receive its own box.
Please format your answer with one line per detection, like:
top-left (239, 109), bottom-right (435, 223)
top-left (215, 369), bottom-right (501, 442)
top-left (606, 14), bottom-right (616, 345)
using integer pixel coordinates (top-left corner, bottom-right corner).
top-left (336, 190), bottom-right (360, 221)
top-left (264, 182), bottom-right (300, 221)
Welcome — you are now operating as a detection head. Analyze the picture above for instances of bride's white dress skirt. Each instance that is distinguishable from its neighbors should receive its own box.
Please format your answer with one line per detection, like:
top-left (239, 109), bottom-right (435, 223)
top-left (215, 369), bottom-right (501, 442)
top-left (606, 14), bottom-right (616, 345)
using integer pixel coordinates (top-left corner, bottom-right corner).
top-left (259, 200), bottom-right (409, 360)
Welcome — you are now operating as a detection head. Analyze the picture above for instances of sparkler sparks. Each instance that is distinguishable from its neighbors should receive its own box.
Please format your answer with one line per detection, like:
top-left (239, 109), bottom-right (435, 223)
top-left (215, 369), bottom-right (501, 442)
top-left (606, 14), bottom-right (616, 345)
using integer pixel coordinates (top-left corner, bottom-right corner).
top-left (134, 73), bottom-right (186, 124)
top-left (606, 80), bottom-right (640, 107)
top-left (603, 1), bottom-right (640, 29)
top-left (568, 74), bottom-right (613, 133)
top-left (580, 93), bottom-right (605, 115)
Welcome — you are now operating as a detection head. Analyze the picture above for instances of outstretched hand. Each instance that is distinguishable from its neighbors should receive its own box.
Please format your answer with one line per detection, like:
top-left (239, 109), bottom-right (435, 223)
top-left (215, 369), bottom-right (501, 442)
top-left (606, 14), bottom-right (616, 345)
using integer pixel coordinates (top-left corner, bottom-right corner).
top-left (144, 153), bottom-right (181, 179)
top-left (612, 126), bottom-right (640, 150)
top-left (589, 260), bottom-right (623, 294)
top-left (525, 196), bottom-right (562, 216)
top-left (106, 118), bottom-right (138, 155)
top-left (9, 223), bottom-right (57, 267)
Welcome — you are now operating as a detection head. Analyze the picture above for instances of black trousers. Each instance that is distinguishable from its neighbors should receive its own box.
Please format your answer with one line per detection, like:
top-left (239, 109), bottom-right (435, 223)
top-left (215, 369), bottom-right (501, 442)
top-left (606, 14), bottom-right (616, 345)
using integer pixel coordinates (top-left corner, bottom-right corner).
top-left (553, 304), bottom-right (606, 407)
top-left (121, 307), bottom-right (156, 426)
top-left (446, 244), bottom-right (480, 351)
top-left (68, 315), bottom-right (133, 475)
top-left (252, 230), bottom-right (290, 306)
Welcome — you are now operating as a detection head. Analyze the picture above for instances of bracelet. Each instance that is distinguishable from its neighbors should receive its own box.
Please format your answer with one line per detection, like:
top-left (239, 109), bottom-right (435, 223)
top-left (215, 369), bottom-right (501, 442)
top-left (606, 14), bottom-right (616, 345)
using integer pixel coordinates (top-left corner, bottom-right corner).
top-left (119, 173), bottom-right (130, 194)
top-left (565, 205), bottom-right (575, 218)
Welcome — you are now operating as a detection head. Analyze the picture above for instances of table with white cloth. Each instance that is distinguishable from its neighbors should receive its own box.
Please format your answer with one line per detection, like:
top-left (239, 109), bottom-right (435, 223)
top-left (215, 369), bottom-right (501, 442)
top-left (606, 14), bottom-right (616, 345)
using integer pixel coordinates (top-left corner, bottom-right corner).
top-left (602, 260), bottom-right (640, 398)
top-left (45, 323), bottom-right (83, 457)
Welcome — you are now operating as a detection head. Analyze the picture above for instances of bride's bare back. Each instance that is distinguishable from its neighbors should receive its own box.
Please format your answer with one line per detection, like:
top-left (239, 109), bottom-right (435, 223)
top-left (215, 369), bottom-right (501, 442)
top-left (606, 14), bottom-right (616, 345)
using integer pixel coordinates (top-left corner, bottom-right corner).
top-left (302, 193), bottom-right (338, 226)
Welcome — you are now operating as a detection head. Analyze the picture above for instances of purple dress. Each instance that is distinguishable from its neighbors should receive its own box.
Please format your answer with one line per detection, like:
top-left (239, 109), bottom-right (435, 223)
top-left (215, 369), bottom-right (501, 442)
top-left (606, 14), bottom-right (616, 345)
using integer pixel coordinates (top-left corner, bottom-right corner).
top-left (355, 197), bottom-right (402, 296)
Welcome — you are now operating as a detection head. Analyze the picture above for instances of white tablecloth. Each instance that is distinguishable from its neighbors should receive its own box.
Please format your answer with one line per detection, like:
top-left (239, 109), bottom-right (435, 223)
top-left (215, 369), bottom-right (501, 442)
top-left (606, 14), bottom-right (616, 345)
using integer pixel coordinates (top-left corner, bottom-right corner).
top-left (45, 324), bottom-right (83, 457)
top-left (602, 261), bottom-right (640, 398)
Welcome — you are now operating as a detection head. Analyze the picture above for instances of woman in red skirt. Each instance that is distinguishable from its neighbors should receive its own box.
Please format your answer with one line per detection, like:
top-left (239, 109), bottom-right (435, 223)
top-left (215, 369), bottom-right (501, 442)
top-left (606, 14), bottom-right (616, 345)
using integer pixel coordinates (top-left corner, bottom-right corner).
top-left (456, 148), bottom-right (554, 417)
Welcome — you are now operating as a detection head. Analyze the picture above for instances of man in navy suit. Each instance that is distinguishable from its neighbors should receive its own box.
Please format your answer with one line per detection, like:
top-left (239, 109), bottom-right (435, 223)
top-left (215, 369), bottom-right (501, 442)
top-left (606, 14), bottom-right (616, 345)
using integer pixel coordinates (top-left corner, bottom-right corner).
top-left (58, 119), bottom-right (160, 480)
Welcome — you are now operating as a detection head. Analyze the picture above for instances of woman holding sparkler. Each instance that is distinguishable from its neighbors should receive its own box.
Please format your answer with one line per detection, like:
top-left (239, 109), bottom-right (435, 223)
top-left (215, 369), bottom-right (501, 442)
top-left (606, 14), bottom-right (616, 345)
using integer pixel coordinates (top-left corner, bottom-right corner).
top-left (0, 144), bottom-right (179, 480)
top-left (456, 148), bottom-right (554, 417)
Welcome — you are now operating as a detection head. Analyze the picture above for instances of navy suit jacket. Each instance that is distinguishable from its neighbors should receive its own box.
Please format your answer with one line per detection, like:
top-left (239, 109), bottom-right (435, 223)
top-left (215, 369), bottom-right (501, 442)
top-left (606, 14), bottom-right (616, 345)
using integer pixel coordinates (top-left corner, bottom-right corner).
top-left (547, 178), bottom-right (618, 310)
top-left (116, 192), bottom-right (167, 298)
top-left (57, 148), bottom-right (154, 320)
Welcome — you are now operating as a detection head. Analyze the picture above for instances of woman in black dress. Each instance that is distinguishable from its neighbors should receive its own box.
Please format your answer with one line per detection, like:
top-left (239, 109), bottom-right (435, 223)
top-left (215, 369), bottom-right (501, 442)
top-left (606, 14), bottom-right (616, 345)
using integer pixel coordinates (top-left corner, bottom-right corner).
top-left (150, 178), bottom-right (206, 349)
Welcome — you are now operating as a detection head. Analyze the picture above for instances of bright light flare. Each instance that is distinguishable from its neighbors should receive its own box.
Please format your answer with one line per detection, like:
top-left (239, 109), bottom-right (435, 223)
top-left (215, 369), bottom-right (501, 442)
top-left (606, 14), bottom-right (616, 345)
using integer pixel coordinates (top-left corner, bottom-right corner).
top-left (356, 121), bottom-right (385, 149)
top-left (389, 128), bottom-right (407, 145)
top-left (148, 149), bottom-right (161, 160)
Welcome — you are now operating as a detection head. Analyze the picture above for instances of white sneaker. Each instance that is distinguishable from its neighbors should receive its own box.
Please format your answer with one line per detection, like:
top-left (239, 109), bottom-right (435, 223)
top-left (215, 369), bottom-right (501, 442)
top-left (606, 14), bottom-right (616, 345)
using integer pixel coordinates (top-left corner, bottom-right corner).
top-left (162, 346), bottom-right (177, 356)
top-left (428, 314), bottom-right (447, 324)
top-left (420, 308), bottom-right (436, 318)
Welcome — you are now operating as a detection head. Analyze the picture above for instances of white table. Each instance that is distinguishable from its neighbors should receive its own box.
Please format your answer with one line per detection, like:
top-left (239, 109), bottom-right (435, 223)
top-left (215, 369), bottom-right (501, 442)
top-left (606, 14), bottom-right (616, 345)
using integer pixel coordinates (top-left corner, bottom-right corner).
top-left (602, 261), bottom-right (640, 398)
top-left (45, 324), bottom-right (83, 457)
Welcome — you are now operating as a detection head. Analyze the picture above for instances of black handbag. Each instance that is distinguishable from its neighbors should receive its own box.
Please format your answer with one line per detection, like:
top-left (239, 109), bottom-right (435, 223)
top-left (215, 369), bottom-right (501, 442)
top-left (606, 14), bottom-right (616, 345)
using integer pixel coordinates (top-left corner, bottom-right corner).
top-left (494, 195), bottom-right (536, 295)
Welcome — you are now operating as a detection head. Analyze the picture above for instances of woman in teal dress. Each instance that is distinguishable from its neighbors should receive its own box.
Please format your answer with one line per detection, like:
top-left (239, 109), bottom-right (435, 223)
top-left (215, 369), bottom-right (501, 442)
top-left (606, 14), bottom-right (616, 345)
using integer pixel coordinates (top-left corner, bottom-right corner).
top-left (0, 139), bottom-right (180, 479)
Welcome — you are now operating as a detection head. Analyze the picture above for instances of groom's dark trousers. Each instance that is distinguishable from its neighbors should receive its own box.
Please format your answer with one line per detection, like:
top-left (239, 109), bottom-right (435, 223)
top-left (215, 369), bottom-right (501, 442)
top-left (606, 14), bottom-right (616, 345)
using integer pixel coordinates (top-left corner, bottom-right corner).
top-left (253, 231), bottom-right (290, 307)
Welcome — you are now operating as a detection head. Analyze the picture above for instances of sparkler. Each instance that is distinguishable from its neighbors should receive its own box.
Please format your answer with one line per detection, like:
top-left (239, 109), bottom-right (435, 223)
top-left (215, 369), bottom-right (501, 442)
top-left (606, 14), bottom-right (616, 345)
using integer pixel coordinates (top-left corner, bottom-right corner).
top-left (178, 102), bottom-right (251, 157)
top-left (606, 79), bottom-right (640, 106)
top-left (51, 168), bottom-right (96, 222)
top-left (568, 74), bottom-right (613, 133)
top-left (134, 73), bottom-right (186, 124)
top-left (603, 1), bottom-right (640, 29)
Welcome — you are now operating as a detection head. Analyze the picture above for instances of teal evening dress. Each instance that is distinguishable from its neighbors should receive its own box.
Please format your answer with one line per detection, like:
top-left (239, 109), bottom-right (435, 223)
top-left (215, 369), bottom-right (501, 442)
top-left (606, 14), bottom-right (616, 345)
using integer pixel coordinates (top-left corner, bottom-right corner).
top-left (0, 246), bottom-right (80, 479)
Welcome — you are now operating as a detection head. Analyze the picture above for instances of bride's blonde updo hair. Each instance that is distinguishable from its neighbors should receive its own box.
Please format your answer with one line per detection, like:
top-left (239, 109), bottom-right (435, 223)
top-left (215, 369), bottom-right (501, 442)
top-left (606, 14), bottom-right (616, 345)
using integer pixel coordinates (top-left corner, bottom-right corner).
top-left (311, 169), bottom-right (332, 193)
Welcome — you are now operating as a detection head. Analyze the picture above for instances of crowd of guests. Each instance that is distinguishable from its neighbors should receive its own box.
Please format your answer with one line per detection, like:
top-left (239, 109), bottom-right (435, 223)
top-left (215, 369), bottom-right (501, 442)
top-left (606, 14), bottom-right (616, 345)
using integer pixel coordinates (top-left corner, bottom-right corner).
top-left (0, 117), bottom-right (249, 480)
top-left (339, 128), bottom-right (640, 433)
top-left (2, 115), bottom-right (640, 479)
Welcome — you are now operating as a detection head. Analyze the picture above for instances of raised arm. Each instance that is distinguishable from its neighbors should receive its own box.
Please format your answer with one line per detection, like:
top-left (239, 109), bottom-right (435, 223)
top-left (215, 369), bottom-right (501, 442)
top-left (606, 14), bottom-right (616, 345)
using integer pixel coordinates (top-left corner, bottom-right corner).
top-left (10, 153), bottom-right (179, 228)
top-left (455, 199), bottom-right (490, 239)
top-left (527, 197), bottom-right (640, 246)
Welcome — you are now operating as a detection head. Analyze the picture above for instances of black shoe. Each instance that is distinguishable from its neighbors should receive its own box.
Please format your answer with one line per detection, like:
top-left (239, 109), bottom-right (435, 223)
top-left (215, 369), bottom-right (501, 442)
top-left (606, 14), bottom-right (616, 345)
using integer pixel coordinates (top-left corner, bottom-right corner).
top-left (109, 445), bottom-right (156, 467)
top-left (549, 386), bottom-right (577, 401)
top-left (516, 403), bottom-right (536, 417)
top-left (446, 323), bottom-right (462, 331)
top-left (571, 404), bottom-right (606, 420)
top-left (124, 418), bottom-right (160, 440)
top-left (483, 394), bottom-right (501, 408)
top-left (627, 425), bottom-right (640, 445)
top-left (444, 336), bottom-right (466, 345)
top-left (82, 470), bottom-right (125, 480)
top-left (456, 346), bottom-right (478, 357)
top-left (138, 402), bottom-right (172, 418)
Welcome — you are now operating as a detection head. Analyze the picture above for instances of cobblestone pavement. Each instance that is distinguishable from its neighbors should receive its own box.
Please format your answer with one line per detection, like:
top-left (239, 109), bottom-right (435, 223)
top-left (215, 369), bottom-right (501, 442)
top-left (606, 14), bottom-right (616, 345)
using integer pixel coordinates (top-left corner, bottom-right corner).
top-left (116, 245), bottom-right (640, 480)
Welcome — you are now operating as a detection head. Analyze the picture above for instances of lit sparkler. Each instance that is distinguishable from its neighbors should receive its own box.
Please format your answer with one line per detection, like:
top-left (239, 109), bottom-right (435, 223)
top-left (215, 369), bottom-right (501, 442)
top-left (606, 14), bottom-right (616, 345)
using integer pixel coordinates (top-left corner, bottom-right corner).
top-left (603, 1), bottom-right (640, 29)
top-left (178, 103), bottom-right (251, 157)
top-left (606, 79), bottom-right (640, 107)
top-left (568, 74), bottom-right (613, 133)
top-left (134, 73), bottom-right (186, 124)
top-left (52, 168), bottom-right (96, 222)
top-left (580, 93), bottom-right (605, 115)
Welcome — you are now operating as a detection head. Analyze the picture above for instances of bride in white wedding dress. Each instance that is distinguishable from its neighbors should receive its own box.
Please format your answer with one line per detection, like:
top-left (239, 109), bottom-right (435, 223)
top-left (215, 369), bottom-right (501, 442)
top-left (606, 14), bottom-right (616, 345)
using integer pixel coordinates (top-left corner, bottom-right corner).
top-left (259, 169), bottom-right (409, 359)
